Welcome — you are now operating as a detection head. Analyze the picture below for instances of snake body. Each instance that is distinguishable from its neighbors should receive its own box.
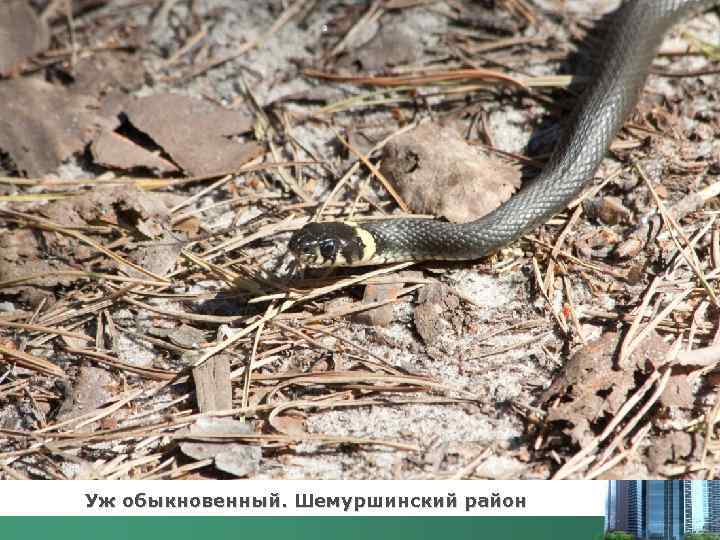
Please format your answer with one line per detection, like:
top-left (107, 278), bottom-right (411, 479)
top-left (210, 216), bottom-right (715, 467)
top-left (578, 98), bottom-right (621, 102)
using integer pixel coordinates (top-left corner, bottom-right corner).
top-left (290, 0), bottom-right (719, 267)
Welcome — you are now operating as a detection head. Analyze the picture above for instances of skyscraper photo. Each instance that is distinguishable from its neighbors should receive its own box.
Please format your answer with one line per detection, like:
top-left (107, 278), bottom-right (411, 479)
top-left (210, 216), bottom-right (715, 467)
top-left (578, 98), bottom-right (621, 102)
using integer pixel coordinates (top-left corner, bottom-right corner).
top-left (606, 481), bottom-right (720, 539)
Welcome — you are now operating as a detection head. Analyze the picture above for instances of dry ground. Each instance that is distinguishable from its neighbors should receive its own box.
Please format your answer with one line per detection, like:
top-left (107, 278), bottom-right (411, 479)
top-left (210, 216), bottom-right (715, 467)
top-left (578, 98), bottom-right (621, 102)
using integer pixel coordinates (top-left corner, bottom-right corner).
top-left (1, 0), bottom-right (720, 479)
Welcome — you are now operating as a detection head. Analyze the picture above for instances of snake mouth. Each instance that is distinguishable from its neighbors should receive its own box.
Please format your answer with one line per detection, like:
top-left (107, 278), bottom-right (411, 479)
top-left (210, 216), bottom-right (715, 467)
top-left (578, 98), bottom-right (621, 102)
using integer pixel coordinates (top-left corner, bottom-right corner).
top-left (288, 239), bottom-right (329, 267)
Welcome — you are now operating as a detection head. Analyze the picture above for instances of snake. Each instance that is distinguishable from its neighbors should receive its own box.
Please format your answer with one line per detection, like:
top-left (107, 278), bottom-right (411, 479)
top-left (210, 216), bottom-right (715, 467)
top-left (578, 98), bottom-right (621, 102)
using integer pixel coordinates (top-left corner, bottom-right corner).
top-left (289, 0), bottom-right (719, 268)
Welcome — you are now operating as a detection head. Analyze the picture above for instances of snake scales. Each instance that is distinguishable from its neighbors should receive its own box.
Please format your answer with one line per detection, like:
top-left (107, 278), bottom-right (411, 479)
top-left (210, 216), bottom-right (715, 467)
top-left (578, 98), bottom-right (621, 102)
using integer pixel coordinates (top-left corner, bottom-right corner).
top-left (290, 0), bottom-right (719, 267)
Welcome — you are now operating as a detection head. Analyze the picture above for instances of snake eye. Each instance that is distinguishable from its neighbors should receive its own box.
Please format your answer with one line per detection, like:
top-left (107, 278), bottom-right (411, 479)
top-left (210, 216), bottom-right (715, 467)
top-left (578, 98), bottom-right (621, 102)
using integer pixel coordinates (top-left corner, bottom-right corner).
top-left (318, 238), bottom-right (337, 261)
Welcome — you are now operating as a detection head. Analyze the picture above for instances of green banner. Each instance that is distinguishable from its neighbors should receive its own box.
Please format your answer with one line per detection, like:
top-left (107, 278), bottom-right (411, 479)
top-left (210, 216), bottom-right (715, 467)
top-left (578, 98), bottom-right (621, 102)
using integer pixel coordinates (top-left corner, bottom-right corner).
top-left (1, 517), bottom-right (604, 539)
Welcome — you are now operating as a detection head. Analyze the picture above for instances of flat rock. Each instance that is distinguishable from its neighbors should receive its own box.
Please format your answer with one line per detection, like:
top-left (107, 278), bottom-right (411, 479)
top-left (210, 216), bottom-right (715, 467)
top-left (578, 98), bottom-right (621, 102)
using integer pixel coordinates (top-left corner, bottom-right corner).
top-left (179, 417), bottom-right (262, 478)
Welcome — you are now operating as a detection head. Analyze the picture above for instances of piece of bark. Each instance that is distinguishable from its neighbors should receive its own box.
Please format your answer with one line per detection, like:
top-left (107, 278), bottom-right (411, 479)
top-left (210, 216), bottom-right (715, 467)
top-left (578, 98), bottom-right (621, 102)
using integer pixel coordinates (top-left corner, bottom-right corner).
top-left (353, 283), bottom-right (403, 327)
top-left (192, 355), bottom-right (232, 413)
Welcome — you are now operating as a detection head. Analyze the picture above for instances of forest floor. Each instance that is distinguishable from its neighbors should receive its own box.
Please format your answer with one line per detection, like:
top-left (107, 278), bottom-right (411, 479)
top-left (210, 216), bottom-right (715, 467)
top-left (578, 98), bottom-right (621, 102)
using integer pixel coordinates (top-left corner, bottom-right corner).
top-left (1, 0), bottom-right (719, 480)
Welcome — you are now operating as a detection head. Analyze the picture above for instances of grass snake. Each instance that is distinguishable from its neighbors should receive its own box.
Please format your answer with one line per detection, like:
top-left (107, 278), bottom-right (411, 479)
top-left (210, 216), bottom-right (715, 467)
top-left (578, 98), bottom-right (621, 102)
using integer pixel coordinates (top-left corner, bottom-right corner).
top-left (290, 0), bottom-right (719, 267)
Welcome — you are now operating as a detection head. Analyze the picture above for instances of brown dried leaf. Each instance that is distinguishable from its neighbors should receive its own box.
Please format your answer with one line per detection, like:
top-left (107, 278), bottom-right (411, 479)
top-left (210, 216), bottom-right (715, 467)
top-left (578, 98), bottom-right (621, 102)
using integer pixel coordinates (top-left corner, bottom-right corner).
top-left (0, 1), bottom-right (49, 76)
top-left (91, 130), bottom-right (180, 174)
top-left (541, 331), bottom-right (672, 447)
top-left (121, 93), bottom-right (261, 176)
top-left (381, 124), bottom-right (520, 223)
top-left (0, 78), bottom-right (99, 176)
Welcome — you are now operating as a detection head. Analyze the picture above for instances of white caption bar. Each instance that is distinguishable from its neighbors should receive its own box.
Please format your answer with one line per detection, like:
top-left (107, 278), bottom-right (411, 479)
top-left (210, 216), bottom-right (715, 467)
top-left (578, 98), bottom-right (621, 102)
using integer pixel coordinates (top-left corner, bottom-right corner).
top-left (0, 480), bottom-right (607, 517)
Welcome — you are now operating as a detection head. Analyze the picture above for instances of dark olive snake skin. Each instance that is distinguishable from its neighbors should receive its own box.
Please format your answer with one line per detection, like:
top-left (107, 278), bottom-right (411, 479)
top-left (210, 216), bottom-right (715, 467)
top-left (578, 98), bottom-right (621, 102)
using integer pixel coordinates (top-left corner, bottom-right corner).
top-left (290, 0), bottom-right (719, 267)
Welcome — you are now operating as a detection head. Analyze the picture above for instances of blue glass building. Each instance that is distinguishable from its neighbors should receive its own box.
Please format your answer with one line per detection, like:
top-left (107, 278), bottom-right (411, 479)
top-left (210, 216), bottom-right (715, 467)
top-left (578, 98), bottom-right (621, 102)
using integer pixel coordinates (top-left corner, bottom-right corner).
top-left (606, 480), bottom-right (720, 539)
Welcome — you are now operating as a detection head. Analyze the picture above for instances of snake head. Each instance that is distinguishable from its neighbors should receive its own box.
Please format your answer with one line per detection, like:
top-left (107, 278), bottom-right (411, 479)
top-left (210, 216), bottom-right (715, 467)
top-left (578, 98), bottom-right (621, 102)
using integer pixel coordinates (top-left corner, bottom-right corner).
top-left (288, 222), bottom-right (370, 267)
